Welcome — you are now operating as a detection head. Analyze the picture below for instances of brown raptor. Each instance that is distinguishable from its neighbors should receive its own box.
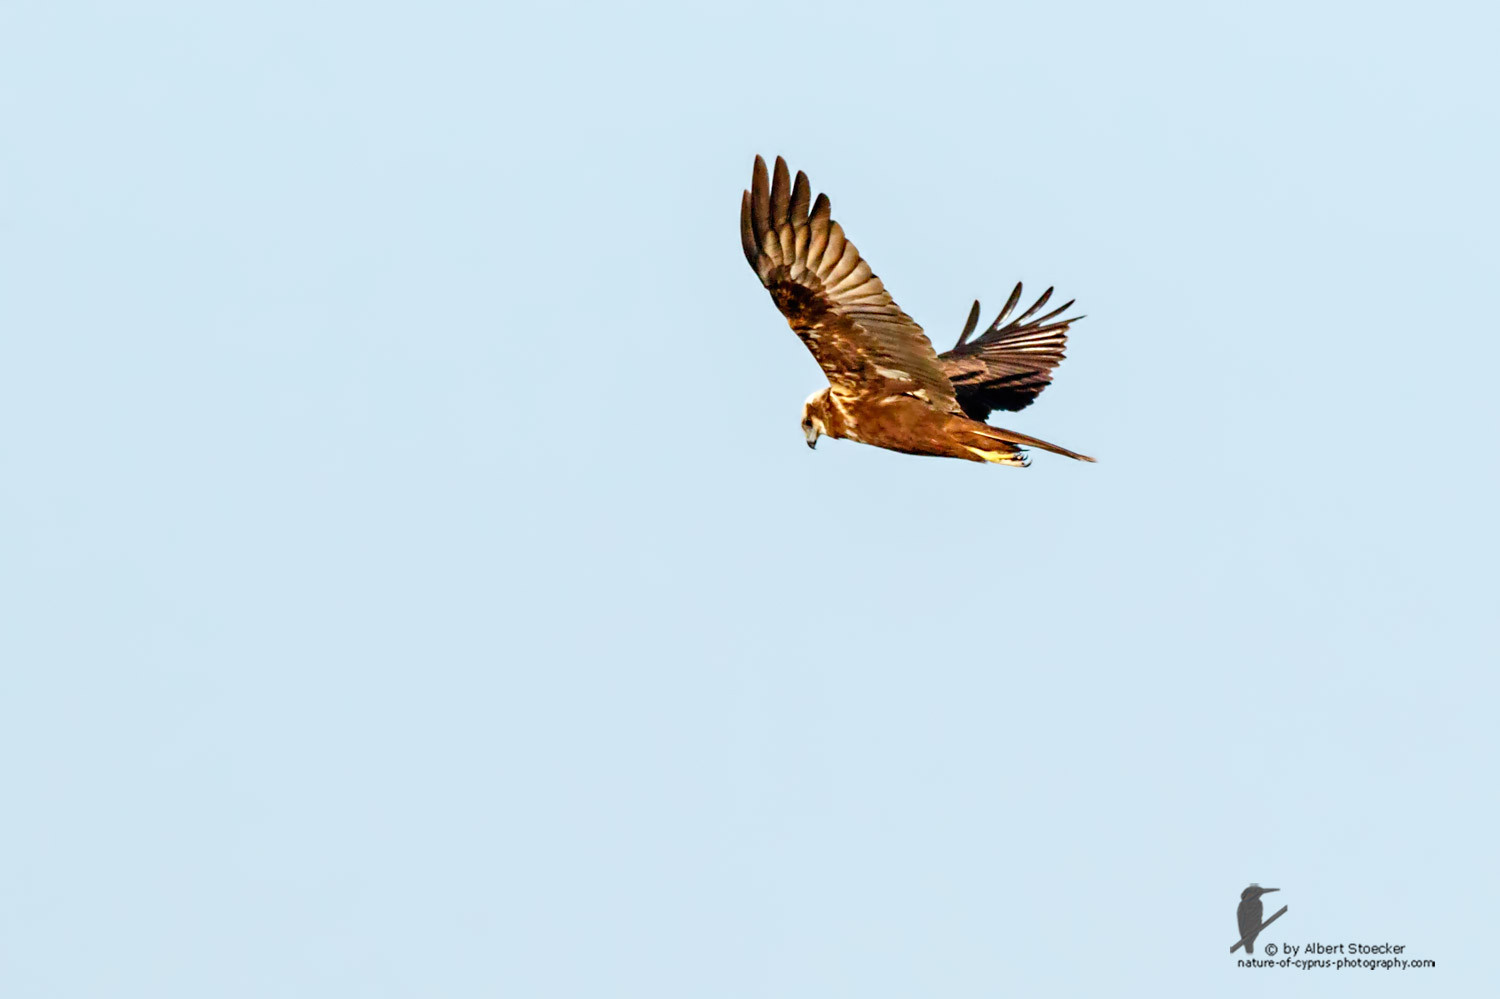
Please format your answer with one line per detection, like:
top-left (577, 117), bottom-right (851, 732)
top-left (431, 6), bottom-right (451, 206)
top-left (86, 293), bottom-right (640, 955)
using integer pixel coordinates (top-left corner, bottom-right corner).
top-left (741, 155), bottom-right (1094, 467)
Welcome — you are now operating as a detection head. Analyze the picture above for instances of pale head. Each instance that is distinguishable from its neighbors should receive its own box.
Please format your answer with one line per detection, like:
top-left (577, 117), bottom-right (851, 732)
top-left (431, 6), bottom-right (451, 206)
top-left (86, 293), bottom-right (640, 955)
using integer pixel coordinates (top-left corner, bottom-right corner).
top-left (801, 388), bottom-right (830, 449)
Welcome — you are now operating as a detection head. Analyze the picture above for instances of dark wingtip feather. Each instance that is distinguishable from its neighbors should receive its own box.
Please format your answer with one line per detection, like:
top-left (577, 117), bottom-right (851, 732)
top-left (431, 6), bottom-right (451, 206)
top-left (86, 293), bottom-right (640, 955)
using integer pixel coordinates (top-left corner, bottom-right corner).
top-left (771, 157), bottom-right (791, 226)
top-left (991, 282), bottom-right (1024, 330)
top-left (790, 170), bottom-right (811, 224)
top-left (750, 156), bottom-right (771, 239)
top-left (740, 190), bottom-right (757, 267)
top-left (1031, 299), bottom-right (1076, 326)
top-left (956, 299), bottom-right (981, 348)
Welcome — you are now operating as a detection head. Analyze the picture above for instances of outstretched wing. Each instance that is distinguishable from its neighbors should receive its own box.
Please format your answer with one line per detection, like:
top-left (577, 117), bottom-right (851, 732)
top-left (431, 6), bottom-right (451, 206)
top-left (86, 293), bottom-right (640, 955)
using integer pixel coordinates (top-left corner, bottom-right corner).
top-left (938, 283), bottom-right (1082, 420)
top-left (740, 155), bottom-right (959, 412)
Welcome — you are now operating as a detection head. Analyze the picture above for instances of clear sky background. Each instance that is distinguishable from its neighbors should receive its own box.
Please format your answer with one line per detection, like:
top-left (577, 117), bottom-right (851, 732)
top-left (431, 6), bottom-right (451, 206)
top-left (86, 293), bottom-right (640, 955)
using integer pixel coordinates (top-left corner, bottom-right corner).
top-left (3, 1), bottom-right (1496, 995)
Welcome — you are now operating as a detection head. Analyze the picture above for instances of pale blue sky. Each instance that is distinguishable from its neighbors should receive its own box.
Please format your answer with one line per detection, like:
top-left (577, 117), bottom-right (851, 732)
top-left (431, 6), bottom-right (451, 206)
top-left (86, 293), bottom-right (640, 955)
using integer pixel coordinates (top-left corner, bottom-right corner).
top-left (2, 1), bottom-right (1497, 995)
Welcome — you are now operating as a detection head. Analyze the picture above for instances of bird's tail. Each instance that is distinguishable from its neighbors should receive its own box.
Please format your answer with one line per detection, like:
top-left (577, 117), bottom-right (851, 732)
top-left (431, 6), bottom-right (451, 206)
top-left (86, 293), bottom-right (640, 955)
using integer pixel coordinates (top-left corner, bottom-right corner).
top-left (1245, 941), bottom-right (1255, 955)
top-left (950, 417), bottom-right (1096, 464)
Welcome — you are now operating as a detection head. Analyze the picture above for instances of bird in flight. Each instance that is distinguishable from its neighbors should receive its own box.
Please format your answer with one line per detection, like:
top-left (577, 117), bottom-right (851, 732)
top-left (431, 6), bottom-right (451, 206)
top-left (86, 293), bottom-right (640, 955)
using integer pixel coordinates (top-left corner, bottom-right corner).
top-left (740, 155), bottom-right (1095, 467)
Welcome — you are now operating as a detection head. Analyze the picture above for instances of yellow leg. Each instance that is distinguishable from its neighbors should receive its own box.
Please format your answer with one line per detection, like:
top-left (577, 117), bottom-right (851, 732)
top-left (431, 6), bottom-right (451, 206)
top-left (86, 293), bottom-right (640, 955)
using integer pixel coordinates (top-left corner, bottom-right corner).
top-left (962, 445), bottom-right (1030, 467)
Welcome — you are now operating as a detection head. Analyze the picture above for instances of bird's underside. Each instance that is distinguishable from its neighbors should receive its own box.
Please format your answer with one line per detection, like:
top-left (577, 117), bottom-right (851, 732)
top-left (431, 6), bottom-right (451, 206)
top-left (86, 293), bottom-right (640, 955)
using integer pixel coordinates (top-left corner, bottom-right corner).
top-left (740, 154), bottom-right (1095, 467)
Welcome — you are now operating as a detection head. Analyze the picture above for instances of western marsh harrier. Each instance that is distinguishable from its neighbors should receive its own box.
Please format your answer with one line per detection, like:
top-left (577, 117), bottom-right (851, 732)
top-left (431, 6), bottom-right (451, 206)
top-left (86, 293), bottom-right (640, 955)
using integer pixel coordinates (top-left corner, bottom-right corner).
top-left (740, 155), bottom-right (1094, 467)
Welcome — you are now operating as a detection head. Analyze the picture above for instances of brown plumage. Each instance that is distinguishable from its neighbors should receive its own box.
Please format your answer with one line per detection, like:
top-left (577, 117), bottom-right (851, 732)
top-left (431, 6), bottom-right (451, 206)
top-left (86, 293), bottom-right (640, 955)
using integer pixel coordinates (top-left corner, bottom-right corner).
top-left (740, 155), bottom-right (1094, 467)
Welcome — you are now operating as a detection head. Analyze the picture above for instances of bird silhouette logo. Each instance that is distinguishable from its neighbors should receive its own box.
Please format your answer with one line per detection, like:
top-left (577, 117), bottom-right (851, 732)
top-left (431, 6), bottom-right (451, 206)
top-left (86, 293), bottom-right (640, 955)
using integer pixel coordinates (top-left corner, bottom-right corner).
top-left (1231, 885), bottom-right (1288, 953)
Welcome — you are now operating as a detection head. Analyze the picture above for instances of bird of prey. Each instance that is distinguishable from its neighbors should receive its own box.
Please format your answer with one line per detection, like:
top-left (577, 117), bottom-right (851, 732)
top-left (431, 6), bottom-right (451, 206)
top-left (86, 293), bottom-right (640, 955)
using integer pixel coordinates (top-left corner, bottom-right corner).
top-left (740, 155), bottom-right (1094, 467)
top-left (1236, 885), bottom-right (1279, 954)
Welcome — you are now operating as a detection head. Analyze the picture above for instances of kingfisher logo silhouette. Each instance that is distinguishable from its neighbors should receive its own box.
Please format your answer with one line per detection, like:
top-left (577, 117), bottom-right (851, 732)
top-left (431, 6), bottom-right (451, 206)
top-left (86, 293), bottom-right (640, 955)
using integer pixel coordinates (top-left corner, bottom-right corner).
top-left (1231, 885), bottom-right (1287, 953)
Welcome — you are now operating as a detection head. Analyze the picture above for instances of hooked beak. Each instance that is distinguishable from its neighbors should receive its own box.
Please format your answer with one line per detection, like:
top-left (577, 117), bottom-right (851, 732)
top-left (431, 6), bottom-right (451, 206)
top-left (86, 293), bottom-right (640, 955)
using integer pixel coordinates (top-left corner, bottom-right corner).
top-left (803, 425), bottom-right (819, 449)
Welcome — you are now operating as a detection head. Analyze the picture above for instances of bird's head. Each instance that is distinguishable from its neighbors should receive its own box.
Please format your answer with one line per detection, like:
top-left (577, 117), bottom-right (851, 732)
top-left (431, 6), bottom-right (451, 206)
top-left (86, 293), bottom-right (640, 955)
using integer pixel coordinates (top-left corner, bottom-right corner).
top-left (1241, 885), bottom-right (1279, 901)
top-left (801, 389), bottom-right (830, 449)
